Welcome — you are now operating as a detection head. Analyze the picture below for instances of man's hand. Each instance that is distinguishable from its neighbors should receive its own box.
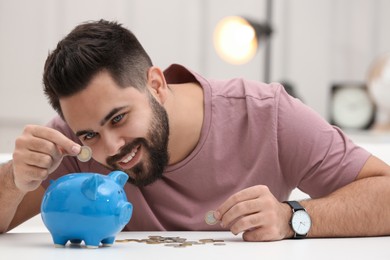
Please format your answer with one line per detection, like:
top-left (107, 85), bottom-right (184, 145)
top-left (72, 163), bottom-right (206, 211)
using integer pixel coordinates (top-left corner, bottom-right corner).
top-left (12, 125), bottom-right (81, 193)
top-left (215, 185), bottom-right (293, 241)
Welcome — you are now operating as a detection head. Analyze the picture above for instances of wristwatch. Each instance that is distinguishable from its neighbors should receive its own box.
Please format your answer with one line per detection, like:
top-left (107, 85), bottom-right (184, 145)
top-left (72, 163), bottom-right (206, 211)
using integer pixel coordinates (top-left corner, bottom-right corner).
top-left (284, 201), bottom-right (311, 238)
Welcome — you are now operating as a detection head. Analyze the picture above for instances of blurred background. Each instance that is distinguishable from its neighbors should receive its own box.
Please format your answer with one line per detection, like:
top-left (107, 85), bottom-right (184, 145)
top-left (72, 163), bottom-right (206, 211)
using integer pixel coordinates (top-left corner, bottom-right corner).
top-left (1, 0), bottom-right (390, 153)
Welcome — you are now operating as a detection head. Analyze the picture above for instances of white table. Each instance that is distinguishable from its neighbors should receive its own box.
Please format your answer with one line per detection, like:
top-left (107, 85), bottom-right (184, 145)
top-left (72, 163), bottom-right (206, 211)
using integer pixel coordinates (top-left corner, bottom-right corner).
top-left (0, 153), bottom-right (11, 163)
top-left (0, 231), bottom-right (389, 259)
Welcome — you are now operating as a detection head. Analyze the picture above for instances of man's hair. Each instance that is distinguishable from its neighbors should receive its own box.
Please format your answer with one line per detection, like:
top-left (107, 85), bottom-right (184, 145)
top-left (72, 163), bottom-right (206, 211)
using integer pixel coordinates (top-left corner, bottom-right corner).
top-left (43, 19), bottom-right (153, 117)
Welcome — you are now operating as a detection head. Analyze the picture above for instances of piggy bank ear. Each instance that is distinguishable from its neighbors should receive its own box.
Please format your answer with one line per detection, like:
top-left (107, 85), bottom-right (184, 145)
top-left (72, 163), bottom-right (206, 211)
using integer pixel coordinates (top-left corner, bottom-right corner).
top-left (108, 171), bottom-right (129, 188)
top-left (81, 174), bottom-right (105, 201)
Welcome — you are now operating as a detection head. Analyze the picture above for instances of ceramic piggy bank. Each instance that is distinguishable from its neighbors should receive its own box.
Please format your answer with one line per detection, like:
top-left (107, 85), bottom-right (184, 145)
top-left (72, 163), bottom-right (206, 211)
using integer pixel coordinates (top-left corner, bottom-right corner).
top-left (41, 171), bottom-right (132, 248)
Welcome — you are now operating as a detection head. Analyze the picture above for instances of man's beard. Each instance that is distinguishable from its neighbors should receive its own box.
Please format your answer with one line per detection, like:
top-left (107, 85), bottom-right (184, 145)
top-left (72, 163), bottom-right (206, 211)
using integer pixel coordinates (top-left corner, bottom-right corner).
top-left (106, 95), bottom-right (170, 187)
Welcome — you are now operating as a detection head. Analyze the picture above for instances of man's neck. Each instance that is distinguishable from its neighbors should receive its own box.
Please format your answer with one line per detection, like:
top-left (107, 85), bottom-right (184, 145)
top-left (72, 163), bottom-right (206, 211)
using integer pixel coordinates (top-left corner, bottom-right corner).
top-left (164, 82), bottom-right (204, 165)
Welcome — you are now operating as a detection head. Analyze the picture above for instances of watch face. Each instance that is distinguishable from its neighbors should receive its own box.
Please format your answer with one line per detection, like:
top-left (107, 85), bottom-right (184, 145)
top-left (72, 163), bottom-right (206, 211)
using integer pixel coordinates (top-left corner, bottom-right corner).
top-left (291, 210), bottom-right (311, 235)
top-left (330, 85), bottom-right (375, 129)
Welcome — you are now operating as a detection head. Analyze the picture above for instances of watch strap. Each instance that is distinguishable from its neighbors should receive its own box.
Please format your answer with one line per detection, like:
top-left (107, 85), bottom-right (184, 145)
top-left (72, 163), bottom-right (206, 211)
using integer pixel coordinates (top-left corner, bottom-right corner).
top-left (284, 200), bottom-right (305, 212)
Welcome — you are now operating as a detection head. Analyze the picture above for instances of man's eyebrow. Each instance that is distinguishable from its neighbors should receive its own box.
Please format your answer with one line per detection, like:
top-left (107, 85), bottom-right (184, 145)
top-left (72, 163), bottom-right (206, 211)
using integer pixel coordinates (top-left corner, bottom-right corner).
top-left (75, 106), bottom-right (128, 137)
top-left (75, 129), bottom-right (92, 137)
top-left (99, 106), bottom-right (128, 126)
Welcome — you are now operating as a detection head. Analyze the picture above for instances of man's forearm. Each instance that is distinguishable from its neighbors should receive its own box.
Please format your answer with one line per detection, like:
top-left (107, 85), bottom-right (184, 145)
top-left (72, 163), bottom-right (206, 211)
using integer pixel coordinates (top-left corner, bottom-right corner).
top-left (0, 161), bottom-right (26, 233)
top-left (302, 176), bottom-right (390, 237)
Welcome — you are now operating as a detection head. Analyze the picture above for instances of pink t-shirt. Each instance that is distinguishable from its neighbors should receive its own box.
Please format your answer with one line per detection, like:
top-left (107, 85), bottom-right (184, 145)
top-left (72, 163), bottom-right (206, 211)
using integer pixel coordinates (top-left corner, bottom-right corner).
top-left (43, 64), bottom-right (370, 231)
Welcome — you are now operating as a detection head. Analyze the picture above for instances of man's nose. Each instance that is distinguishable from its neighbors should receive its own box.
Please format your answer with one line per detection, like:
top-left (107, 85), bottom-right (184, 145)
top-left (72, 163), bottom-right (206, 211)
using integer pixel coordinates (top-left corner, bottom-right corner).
top-left (102, 132), bottom-right (125, 157)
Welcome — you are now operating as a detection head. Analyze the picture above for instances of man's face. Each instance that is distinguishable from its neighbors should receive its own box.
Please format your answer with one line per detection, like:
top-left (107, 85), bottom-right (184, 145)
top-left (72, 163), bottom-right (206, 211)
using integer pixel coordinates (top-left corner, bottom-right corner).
top-left (60, 70), bottom-right (169, 186)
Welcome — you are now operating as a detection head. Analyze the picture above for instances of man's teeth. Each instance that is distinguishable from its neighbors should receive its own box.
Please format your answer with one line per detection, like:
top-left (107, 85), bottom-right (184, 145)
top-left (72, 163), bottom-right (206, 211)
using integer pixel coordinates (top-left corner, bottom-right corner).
top-left (121, 148), bottom-right (138, 164)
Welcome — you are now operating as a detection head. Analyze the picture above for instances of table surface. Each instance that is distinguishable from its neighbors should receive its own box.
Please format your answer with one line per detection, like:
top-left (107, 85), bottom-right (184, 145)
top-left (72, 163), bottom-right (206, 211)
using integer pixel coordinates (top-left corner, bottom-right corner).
top-left (1, 231), bottom-right (390, 259)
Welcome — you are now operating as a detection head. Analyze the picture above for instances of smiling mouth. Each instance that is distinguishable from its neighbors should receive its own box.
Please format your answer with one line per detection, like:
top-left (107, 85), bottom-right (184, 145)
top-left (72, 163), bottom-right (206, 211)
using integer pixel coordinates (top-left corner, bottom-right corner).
top-left (121, 147), bottom-right (139, 163)
top-left (117, 145), bottom-right (140, 168)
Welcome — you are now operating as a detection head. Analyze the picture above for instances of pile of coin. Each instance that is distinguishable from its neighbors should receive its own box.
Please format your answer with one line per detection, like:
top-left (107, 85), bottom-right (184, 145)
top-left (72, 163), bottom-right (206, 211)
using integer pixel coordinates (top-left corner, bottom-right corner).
top-left (116, 236), bottom-right (225, 248)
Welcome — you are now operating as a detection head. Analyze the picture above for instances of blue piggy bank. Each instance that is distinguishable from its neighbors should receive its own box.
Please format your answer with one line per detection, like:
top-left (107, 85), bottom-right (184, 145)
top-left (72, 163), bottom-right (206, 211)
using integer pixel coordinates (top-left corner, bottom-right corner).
top-left (41, 171), bottom-right (132, 248)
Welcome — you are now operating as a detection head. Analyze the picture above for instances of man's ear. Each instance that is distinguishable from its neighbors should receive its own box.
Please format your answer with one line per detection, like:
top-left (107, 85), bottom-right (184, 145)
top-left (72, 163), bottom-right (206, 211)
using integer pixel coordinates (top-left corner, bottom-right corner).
top-left (147, 66), bottom-right (168, 104)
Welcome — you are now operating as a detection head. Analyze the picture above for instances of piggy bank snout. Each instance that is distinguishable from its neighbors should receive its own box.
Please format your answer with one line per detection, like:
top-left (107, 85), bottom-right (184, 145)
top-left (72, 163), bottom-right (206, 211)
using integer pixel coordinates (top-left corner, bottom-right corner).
top-left (118, 201), bottom-right (133, 226)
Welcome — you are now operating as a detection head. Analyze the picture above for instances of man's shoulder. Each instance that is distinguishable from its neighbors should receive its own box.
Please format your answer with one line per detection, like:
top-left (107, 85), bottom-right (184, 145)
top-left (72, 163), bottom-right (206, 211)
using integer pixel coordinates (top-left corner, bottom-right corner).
top-left (210, 78), bottom-right (284, 102)
top-left (163, 63), bottom-right (285, 105)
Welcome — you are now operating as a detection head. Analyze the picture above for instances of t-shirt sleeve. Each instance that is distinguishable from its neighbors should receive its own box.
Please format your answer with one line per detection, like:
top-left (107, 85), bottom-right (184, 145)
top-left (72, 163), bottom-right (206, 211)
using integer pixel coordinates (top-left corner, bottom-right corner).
top-left (275, 86), bottom-right (371, 198)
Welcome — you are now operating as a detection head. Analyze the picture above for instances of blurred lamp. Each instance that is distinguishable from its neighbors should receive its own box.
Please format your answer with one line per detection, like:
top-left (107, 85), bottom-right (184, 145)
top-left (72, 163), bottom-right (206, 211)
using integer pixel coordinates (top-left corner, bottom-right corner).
top-left (213, 16), bottom-right (272, 65)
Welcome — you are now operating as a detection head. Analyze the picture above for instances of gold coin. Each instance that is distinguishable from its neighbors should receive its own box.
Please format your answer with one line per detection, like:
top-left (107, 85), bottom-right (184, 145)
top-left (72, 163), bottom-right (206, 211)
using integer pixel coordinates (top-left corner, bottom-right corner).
top-left (115, 239), bottom-right (128, 243)
top-left (164, 243), bottom-right (181, 247)
top-left (199, 239), bottom-right (215, 243)
top-left (204, 210), bottom-right (218, 225)
top-left (77, 146), bottom-right (92, 162)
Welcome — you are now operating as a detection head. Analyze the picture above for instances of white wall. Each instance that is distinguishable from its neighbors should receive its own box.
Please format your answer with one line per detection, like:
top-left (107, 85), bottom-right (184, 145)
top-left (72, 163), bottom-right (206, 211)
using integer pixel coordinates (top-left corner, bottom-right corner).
top-left (1, 0), bottom-right (390, 153)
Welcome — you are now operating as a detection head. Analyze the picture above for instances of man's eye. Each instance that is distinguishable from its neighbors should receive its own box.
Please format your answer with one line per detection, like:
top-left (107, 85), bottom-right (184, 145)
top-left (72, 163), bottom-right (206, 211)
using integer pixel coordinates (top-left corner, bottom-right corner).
top-left (83, 132), bottom-right (97, 140)
top-left (112, 114), bottom-right (125, 124)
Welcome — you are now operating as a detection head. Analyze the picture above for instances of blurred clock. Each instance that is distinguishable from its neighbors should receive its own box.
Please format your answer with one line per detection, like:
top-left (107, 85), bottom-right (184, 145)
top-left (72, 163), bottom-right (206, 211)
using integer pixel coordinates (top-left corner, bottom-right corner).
top-left (329, 83), bottom-right (376, 130)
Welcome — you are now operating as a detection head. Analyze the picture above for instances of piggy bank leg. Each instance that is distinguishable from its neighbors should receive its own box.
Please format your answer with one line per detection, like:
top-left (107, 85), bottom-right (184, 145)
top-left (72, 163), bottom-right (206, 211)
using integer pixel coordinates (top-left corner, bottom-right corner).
top-left (84, 238), bottom-right (101, 249)
top-left (51, 235), bottom-right (68, 247)
top-left (101, 236), bottom-right (115, 247)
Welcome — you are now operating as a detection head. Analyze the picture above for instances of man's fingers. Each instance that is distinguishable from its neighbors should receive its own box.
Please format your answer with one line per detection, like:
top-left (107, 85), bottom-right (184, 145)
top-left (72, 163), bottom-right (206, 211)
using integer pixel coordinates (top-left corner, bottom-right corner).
top-left (27, 125), bottom-right (81, 156)
top-left (242, 227), bottom-right (280, 242)
top-left (230, 213), bottom-right (264, 235)
top-left (22, 151), bottom-right (54, 169)
top-left (12, 125), bottom-right (81, 193)
top-left (13, 164), bottom-right (50, 191)
top-left (219, 198), bottom-right (261, 228)
top-left (216, 185), bottom-right (270, 220)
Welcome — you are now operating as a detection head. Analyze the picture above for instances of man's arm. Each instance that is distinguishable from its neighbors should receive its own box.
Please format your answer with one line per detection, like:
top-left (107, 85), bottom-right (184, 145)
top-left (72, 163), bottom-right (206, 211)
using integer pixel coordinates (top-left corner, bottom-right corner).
top-left (0, 161), bottom-right (45, 232)
top-left (0, 125), bottom-right (81, 233)
top-left (0, 161), bottom-right (27, 233)
top-left (302, 155), bottom-right (390, 237)
top-left (215, 155), bottom-right (390, 241)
